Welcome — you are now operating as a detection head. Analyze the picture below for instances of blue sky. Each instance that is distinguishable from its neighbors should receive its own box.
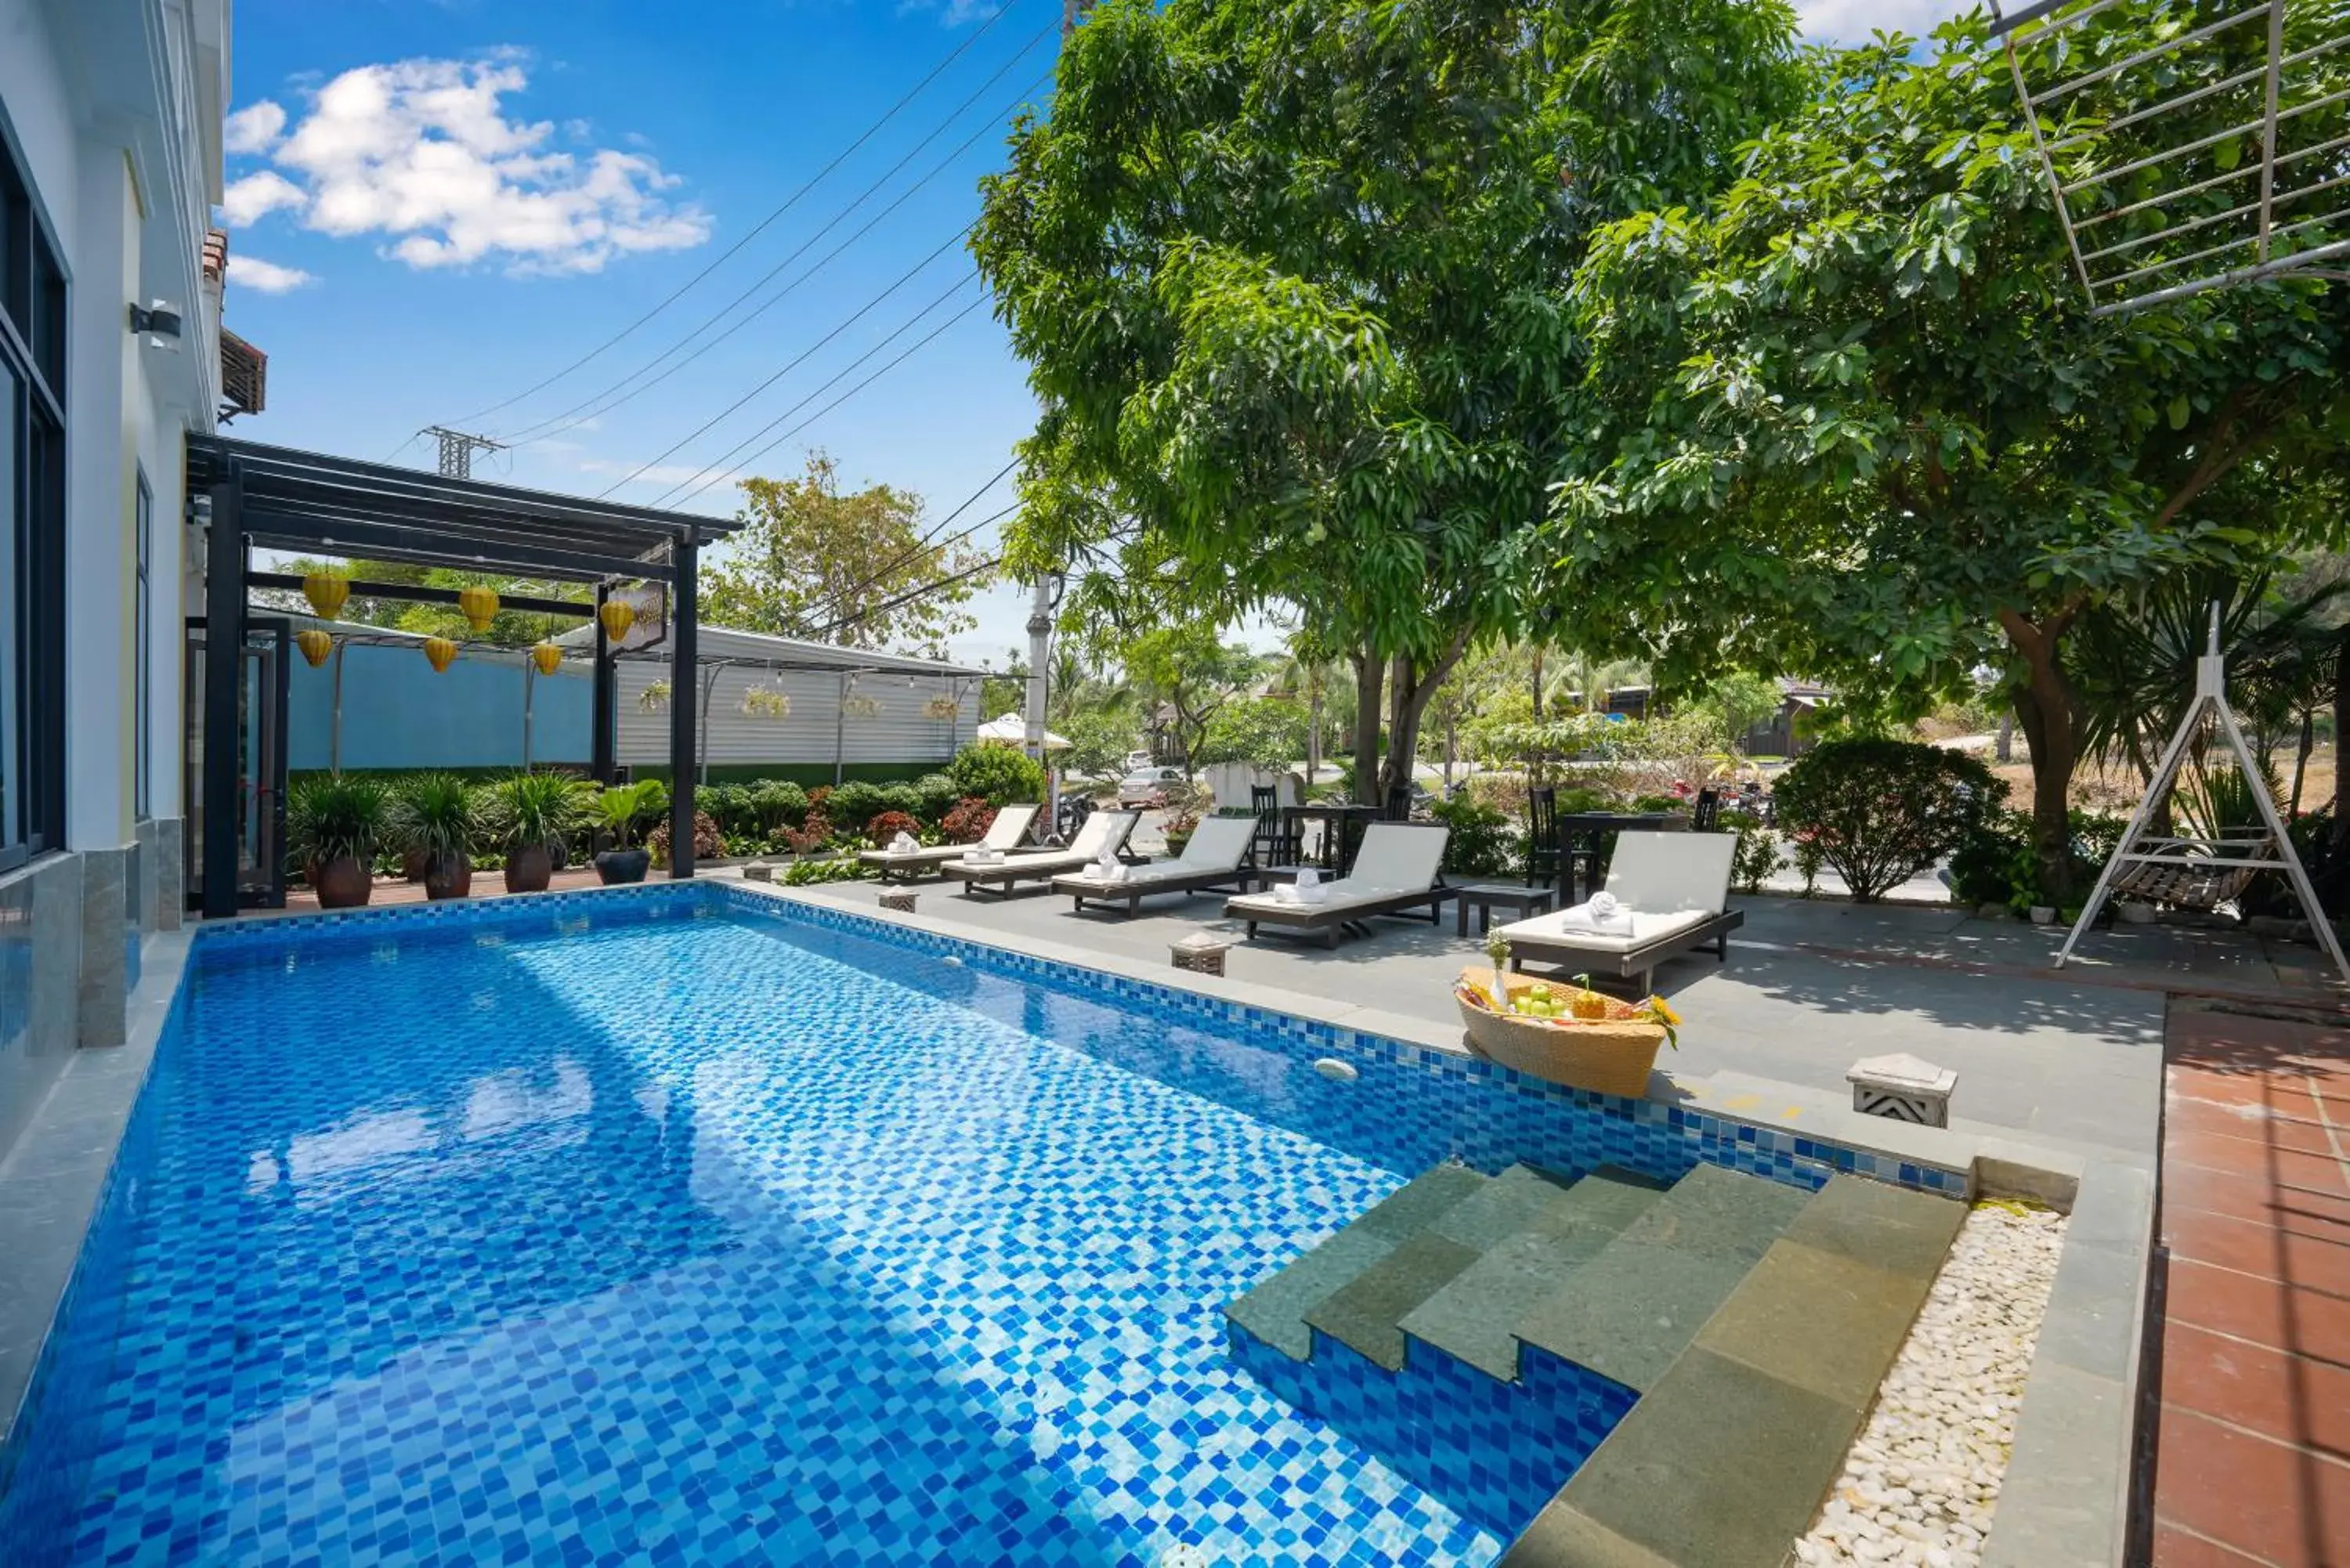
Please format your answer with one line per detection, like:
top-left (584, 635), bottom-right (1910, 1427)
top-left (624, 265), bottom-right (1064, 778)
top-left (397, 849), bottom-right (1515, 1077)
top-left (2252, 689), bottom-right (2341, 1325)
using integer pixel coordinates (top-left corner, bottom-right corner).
top-left (219, 0), bottom-right (1959, 664)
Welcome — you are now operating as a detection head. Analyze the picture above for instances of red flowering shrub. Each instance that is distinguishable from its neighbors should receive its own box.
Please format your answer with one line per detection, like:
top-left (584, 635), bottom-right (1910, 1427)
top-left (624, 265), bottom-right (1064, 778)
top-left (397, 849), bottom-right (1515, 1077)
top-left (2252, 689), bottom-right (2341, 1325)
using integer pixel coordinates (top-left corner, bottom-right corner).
top-left (780, 813), bottom-right (833, 854)
top-left (940, 797), bottom-right (997, 844)
top-left (866, 810), bottom-right (923, 847)
top-left (646, 811), bottom-right (725, 869)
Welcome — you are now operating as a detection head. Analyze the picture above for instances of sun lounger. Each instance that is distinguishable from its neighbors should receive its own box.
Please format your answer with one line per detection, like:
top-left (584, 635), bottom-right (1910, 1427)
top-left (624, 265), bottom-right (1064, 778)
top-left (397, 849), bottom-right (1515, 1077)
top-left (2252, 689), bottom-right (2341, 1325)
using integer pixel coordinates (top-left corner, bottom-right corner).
top-left (1053, 815), bottom-right (1262, 915)
top-left (1493, 831), bottom-right (1741, 992)
top-left (859, 803), bottom-right (1040, 883)
top-left (942, 810), bottom-right (1140, 897)
top-left (1224, 822), bottom-right (1455, 947)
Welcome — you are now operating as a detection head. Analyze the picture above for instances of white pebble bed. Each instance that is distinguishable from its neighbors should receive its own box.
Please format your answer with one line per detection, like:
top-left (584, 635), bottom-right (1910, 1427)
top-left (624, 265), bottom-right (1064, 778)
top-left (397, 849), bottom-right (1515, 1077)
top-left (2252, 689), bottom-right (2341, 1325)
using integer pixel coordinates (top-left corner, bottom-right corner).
top-left (1791, 1201), bottom-right (2068, 1568)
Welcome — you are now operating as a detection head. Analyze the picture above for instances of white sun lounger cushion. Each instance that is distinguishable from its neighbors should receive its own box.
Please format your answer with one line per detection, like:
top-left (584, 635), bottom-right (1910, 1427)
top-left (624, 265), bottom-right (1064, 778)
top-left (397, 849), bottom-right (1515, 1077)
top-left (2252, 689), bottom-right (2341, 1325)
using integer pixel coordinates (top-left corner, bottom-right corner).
top-left (1491, 905), bottom-right (1716, 953)
top-left (1225, 824), bottom-right (1451, 917)
top-left (1063, 815), bottom-right (1253, 887)
top-left (1600, 831), bottom-right (1736, 915)
top-left (861, 803), bottom-right (1039, 865)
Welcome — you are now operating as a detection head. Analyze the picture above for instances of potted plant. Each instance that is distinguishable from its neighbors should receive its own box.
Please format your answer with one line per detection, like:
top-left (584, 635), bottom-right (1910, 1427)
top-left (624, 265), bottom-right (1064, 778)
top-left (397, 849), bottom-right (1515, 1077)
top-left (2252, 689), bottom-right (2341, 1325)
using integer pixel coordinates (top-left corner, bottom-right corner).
top-left (484, 771), bottom-right (588, 893)
top-left (287, 775), bottom-right (392, 909)
top-left (390, 773), bottom-right (482, 901)
top-left (590, 779), bottom-right (666, 885)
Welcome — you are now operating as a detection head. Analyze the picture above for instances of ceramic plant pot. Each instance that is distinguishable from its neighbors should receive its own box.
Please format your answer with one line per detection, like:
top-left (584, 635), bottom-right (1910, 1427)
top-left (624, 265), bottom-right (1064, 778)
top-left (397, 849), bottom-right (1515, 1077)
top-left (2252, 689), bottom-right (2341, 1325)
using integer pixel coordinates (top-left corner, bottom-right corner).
top-left (506, 843), bottom-right (555, 893)
top-left (309, 855), bottom-right (374, 909)
top-left (423, 854), bottom-right (473, 901)
top-left (595, 847), bottom-right (651, 886)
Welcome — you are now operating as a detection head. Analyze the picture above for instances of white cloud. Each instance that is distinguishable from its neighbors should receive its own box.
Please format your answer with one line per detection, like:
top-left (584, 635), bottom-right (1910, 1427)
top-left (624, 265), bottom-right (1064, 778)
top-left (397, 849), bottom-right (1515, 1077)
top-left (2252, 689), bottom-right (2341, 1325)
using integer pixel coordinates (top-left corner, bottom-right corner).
top-left (220, 169), bottom-right (308, 226)
top-left (227, 255), bottom-right (318, 293)
top-left (223, 100), bottom-right (287, 154)
top-left (248, 55), bottom-right (710, 276)
top-left (1798, 0), bottom-right (1962, 42)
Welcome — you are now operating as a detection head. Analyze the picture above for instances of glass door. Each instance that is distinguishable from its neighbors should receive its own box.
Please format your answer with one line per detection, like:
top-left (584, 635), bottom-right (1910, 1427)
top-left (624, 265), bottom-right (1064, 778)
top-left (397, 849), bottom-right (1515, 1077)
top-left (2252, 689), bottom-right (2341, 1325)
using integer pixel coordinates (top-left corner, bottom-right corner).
top-left (183, 618), bottom-right (291, 910)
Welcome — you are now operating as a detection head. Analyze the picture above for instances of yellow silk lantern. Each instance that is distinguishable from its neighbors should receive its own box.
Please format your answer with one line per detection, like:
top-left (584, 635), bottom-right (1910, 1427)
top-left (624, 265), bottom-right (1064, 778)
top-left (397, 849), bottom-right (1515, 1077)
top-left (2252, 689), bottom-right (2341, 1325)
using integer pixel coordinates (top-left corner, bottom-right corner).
top-left (423, 636), bottom-right (458, 674)
top-left (302, 573), bottom-right (349, 620)
top-left (457, 584), bottom-right (500, 632)
top-left (295, 629), bottom-right (334, 668)
top-left (597, 599), bottom-right (636, 641)
top-left (531, 641), bottom-right (563, 677)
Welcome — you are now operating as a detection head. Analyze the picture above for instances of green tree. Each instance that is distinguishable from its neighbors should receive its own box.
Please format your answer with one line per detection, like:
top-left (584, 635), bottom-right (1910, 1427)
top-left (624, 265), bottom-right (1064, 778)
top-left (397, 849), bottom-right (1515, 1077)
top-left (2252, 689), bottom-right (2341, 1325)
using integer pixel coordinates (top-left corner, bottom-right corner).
top-left (972, 0), bottom-right (1809, 803)
top-left (700, 450), bottom-right (992, 657)
top-left (1123, 627), bottom-right (1264, 768)
top-left (1552, 17), bottom-right (2350, 897)
top-left (1675, 670), bottom-right (1784, 755)
top-left (1197, 697), bottom-right (1311, 771)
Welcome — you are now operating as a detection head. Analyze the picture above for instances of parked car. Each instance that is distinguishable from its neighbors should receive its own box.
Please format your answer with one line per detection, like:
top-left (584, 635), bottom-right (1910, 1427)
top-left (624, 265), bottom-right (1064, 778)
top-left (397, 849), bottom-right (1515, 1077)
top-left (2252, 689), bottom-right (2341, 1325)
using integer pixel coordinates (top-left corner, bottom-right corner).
top-left (1122, 750), bottom-right (1155, 773)
top-left (1117, 766), bottom-right (1191, 809)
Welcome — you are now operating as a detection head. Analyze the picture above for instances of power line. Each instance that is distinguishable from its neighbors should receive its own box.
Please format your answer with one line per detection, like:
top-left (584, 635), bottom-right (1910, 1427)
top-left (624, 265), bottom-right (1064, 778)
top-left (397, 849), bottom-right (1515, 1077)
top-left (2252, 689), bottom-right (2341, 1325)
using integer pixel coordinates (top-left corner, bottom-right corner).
top-left (495, 48), bottom-right (1056, 449)
top-left (442, 0), bottom-right (1029, 428)
top-left (808, 553), bottom-right (1007, 644)
top-left (598, 233), bottom-right (978, 497)
top-left (656, 292), bottom-right (991, 509)
top-left (642, 273), bottom-right (985, 508)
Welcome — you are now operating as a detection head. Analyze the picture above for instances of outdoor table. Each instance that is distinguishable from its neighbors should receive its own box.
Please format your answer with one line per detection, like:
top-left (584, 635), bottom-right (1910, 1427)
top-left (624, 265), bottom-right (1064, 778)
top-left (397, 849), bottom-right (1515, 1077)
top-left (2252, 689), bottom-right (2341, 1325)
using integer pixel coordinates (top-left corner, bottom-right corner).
top-left (1453, 882), bottom-right (1559, 937)
top-left (1282, 804), bottom-right (1383, 874)
top-left (1556, 811), bottom-right (1683, 903)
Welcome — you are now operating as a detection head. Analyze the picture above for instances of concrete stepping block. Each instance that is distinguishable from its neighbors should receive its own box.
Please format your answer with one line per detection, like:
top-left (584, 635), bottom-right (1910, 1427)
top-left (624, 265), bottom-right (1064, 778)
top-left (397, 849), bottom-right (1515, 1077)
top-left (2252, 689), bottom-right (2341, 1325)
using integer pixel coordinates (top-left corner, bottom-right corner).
top-left (1354, 1161), bottom-right (1490, 1241)
top-left (1512, 1162), bottom-right (1813, 1393)
top-left (1427, 1164), bottom-right (1581, 1250)
top-left (1224, 1163), bottom-right (1489, 1361)
top-left (1401, 1169), bottom-right (1673, 1382)
top-left (1224, 1227), bottom-right (1399, 1360)
top-left (1506, 1347), bottom-right (1862, 1568)
top-left (1304, 1229), bottom-right (1482, 1371)
top-left (1694, 1238), bottom-right (1935, 1411)
top-left (1777, 1173), bottom-right (1966, 1283)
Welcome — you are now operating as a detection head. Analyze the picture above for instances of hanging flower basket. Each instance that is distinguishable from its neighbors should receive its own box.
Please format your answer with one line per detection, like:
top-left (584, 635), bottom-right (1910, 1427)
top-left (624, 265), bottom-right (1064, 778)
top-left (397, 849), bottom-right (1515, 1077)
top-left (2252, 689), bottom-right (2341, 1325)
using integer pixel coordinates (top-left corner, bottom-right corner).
top-left (638, 678), bottom-right (672, 714)
top-left (739, 685), bottom-right (791, 719)
top-left (841, 695), bottom-right (883, 720)
top-left (923, 695), bottom-right (960, 721)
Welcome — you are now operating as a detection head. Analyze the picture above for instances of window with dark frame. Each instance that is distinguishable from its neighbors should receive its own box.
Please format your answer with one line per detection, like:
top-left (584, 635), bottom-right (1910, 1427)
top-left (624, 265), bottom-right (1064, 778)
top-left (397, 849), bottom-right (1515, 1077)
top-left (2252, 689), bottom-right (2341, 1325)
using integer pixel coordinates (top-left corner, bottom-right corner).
top-left (0, 109), bottom-right (67, 872)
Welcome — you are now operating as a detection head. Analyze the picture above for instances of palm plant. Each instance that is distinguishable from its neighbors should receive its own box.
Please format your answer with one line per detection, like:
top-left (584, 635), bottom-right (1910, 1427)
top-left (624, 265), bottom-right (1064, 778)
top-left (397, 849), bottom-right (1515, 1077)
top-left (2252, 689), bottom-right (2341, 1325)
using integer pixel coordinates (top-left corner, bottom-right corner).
top-left (287, 774), bottom-right (392, 869)
top-left (390, 774), bottom-right (479, 862)
top-left (482, 771), bottom-right (591, 891)
top-left (589, 779), bottom-right (667, 850)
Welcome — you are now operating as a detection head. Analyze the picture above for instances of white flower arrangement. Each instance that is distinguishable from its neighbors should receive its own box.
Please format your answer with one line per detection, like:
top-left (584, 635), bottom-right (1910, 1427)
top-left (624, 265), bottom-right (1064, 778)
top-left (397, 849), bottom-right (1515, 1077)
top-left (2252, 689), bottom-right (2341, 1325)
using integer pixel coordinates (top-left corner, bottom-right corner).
top-left (841, 695), bottom-right (884, 720)
top-left (637, 679), bottom-right (671, 714)
top-left (739, 685), bottom-right (791, 720)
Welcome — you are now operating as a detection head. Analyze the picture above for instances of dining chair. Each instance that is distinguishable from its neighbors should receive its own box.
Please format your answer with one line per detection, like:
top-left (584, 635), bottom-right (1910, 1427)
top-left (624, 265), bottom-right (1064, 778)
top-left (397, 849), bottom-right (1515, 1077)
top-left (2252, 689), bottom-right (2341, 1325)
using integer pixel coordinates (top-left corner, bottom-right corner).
top-left (1526, 786), bottom-right (1560, 889)
top-left (1249, 783), bottom-right (1296, 867)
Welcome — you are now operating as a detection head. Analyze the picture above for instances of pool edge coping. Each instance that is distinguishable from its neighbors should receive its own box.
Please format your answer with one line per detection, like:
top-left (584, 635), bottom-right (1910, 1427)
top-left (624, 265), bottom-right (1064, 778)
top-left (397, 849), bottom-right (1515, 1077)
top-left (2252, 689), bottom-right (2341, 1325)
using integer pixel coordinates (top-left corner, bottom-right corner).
top-left (0, 882), bottom-right (2148, 1567)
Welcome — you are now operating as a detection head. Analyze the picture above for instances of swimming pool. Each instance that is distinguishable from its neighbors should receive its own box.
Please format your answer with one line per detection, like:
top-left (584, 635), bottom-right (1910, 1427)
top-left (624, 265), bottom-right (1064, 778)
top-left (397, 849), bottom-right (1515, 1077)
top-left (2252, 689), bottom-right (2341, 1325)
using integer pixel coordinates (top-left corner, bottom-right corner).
top-left (0, 883), bottom-right (1958, 1566)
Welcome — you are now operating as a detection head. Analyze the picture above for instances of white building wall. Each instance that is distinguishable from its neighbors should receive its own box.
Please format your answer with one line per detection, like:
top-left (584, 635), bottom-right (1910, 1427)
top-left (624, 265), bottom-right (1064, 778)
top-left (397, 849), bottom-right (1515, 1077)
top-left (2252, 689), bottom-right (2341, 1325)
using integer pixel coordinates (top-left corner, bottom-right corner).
top-left (613, 659), bottom-right (981, 776)
top-left (0, 0), bottom-right (222, 1096)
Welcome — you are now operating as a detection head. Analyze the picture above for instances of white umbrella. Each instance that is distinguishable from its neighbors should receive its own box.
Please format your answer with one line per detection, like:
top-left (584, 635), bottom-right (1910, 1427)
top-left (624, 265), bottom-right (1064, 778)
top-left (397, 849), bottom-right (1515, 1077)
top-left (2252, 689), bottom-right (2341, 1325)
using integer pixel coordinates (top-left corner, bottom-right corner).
top-left (977, 711), bottom-right (1072, 750)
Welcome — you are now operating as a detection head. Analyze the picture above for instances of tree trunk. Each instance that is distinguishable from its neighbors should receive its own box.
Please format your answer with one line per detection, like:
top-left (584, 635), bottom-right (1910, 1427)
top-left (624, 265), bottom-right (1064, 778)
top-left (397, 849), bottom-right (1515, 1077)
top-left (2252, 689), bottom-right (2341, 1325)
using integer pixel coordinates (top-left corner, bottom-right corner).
top-left (1307, 687), bottom-right (1324, 783)
top-left (2000, 610), bottom-right (2084, 904)
top-left (1995, 713), bottom-right (2012, 764)
top-left (2290, 707), bottom-right (2312, 818)
top-left (1531, 647), bottom-right (1544, 719)
top-left (2335, 623), bottom-right (2350, 839)
top-left (1380, 637), bottom-right (1470, 806)
top-left (1350, 649), bottom-right (1384, 805)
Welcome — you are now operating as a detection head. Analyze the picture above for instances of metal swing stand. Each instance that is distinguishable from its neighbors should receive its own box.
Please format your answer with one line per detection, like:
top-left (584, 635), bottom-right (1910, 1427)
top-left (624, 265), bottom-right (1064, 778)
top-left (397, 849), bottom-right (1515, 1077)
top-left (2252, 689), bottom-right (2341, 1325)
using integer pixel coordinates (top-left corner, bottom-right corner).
top-left (2055, 608), bottom-right (2350, 984)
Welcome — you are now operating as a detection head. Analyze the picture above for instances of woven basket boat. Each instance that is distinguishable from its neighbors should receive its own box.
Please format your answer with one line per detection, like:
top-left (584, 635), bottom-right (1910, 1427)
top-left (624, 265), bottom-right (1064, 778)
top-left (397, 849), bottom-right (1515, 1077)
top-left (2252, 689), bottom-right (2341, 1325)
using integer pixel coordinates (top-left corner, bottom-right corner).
top-left (1453, 967), bottom-right (1668, 1099)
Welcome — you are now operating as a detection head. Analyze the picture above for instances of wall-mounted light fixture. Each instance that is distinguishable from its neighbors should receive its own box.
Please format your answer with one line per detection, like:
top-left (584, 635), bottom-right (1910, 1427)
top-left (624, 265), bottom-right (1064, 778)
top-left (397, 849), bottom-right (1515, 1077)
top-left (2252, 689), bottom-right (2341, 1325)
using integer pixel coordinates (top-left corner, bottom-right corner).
top-left (128, 299), bottom-right (184, 350)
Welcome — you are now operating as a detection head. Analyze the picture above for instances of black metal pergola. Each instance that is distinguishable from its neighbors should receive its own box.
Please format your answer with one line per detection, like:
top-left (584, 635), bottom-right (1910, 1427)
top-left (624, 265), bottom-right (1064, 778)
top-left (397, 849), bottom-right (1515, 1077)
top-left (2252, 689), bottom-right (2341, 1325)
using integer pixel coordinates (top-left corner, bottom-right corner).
top-left (187, 435), bottom-right (744, 917)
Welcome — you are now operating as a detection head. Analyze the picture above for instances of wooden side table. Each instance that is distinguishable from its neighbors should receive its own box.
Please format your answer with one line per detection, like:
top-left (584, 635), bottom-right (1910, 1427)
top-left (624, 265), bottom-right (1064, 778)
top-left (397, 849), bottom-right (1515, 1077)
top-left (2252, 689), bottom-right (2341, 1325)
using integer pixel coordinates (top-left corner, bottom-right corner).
top-left (1454, 882), bottom-right (1559, 937)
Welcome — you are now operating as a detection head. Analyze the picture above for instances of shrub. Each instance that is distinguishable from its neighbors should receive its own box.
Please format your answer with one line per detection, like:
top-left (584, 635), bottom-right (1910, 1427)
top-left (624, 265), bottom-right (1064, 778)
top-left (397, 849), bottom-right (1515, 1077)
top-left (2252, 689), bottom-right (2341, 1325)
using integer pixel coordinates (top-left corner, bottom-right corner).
top-left (779, 812), bottom-right (833, 854)
top-left (782, 855), bottom-right (873, 887)
top-left (647, 810), bottom-right (725, 869)
top-left (941, 797), bottom-right (997, 844)
top-left (703, 783), bottom-right (757, 840)
top-left (876, 782), bottom-right (921, 819)
top-left (1950, 806), bottom-right (2125, 915)
top-left (482, 771), bottom-right (592, 859)
top-left (388, 773), bottom-right (481, 865)
top-left (288, 774), bottom-right (394, 869)
top-left (910, 773), bottom-right (962, 822)
top-left (826, 780), bottom-right (885, 829)
top-left (1427, 797), bottom-right (1521, 878)
top-left (1771, 739), bottom-right (2003, 902)
top-left (1712, 807), bottom-right (1784, 894)
top-left (1465, 771), bottom-right (1529, 818)
top-left (751, 779), bottom-right (810, 833)
top-left (949, 742), bottom-right (1045, 806)
top-left (866, 810), bottom-right (923, 847)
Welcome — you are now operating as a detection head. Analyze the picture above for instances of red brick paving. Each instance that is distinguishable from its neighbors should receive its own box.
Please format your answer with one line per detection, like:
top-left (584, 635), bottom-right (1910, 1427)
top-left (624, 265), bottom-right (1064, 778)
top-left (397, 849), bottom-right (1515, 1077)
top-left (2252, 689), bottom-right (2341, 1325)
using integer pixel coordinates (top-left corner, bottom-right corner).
top-left (2153, 1008), bottom-right (2350, 1568)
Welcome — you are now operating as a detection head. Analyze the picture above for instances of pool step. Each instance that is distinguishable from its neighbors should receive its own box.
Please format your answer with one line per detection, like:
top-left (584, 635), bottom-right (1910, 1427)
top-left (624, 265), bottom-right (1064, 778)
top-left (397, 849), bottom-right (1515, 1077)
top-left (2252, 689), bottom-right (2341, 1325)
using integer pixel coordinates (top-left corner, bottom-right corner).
top-left (1511, 1161), bottom-right (1814, 1394)
top-left (1501, 1175), bottom-right (1970, 1568)
top-left (1395, 1166), bottom-right (1672, 1382)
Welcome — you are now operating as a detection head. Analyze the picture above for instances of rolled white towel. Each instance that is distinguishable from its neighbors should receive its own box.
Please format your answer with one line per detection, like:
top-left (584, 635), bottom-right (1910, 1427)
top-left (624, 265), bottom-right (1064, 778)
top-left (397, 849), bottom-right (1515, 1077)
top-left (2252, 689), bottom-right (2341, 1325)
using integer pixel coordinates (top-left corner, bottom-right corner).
top-left (1559, 891), bottom-right (1633, 934)
top-left (890, 831), bottom-right (920, 855)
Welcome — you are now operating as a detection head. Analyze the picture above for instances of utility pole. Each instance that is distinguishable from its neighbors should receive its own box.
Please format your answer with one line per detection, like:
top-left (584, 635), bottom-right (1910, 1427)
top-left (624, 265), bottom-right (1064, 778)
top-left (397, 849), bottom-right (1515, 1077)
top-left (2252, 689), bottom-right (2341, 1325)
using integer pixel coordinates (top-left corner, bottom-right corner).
top-left (421, 425), bottom-right (505, 480)
top-left (1029, 0), bottom-right (1090, 836)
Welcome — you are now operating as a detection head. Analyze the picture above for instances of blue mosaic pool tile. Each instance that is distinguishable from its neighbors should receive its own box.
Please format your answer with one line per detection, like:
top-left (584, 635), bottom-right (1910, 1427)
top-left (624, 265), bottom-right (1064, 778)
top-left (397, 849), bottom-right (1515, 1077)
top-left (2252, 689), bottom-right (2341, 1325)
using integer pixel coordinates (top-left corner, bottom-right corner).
top-left (0, 882), bottom-right (1966, 1568)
